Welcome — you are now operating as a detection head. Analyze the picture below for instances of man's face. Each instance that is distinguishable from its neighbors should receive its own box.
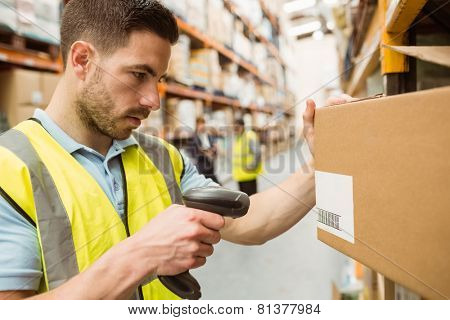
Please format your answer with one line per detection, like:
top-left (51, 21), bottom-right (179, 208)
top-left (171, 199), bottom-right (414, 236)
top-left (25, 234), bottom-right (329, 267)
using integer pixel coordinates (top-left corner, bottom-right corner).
top-left (197, 122), bottom-right (205, 133)
top-left (234, 124), bottom-right (244, 135)
top-left (75, 30), bottom-right (171, 140)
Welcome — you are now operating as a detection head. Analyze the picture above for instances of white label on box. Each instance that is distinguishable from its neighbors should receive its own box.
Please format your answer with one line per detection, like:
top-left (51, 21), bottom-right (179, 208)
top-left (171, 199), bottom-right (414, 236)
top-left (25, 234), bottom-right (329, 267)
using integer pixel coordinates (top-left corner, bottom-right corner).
top-left (315, 171), bottom-right (355, 244)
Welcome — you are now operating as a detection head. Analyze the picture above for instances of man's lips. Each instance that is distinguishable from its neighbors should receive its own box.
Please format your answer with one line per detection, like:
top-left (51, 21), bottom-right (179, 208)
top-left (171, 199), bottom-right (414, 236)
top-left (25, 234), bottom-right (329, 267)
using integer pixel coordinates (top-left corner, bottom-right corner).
top-left (127, 116), bottom-right (142, 127)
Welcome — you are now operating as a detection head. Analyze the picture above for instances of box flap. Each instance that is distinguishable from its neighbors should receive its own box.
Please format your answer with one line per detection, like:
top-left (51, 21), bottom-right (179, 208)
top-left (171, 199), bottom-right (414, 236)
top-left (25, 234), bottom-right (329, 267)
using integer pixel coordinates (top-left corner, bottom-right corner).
top-left (384, 45), bottom-right (450, 68)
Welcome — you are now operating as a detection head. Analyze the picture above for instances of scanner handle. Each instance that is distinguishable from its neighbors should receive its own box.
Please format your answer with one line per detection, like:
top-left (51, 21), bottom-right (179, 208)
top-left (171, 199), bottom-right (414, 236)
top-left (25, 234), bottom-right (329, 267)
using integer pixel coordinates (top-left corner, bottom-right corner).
top-left (158, 187), bottom-right (250, 300)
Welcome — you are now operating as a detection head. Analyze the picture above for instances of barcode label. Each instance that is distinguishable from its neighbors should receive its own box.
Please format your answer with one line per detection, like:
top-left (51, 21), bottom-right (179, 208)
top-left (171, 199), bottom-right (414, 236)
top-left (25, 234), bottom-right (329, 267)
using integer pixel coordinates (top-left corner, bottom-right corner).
top-left (315, 171), bottom-right (354, 243)
top-left (317, 208), bottom-right (341, 230)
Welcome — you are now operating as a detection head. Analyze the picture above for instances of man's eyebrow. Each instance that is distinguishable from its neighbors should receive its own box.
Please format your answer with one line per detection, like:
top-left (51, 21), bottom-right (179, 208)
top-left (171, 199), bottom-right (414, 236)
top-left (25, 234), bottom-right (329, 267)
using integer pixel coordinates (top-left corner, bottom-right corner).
top-left (128, 64), bottom-right (157, 76)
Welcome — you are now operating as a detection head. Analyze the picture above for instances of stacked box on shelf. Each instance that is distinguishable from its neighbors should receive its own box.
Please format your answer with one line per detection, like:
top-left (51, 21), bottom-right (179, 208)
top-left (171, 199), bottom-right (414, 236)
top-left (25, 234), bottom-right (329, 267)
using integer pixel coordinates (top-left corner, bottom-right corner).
top-left (189, 49), bottom-right (222, 91)
top-left (209, 50), bottom-right (223, 93)
top-left (207, 1), bottom-right (234, 49)
top-left (267, 57), bottom-right (285, 90)
top-left (15, 0), bottom-right (36, 38)
top-left (261, 0), bottom-right (282, 15)
top-left (0, 69), bottom-right (60, 126)
top-left (253, 42), bottom-right (268, 74)
top-left (165, 98), bottom-right (201, 139)
top-left (161, 0), bottom-right (187, 19)
top-left (228, 0), bottom-right (263, 28)
top-left (207, 0), bottom-right (224, 43)
top-left (256, 18), bottom-right (273, 42)
top-left (189, 49), bottom-right (210, 89)
top-left (222, 63), bottom-right (242, 99)
top-left (261, 84), bottom-right (276, 106)
top-left (233, 32), bottom-right (253, 62)
top-left (186, 0), bottom-right (207, 32)
top-left (0, 0), bottom-right (17, 32)
top-left (140, 108), bottom-right (164, 137)
top-left (238, 75), bottom-right (256, 107)
top-left (16, 0), bottom-right (61, 44)
top-left (221, 7), bottom-right (234, 48)
top-left (165, 98), bottom-right (179, 135)
top-left (34, 0), bottom-right (61, 44)
top-left (253, 112), bottom-right (269, 128)
top-left (168, 34), bottom-right (192, 85)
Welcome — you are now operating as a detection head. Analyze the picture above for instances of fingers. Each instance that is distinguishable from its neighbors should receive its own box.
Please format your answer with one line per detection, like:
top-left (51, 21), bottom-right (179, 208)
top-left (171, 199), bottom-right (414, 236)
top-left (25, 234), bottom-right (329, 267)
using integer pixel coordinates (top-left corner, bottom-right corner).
top-left (340, 93), bottom-right (357, 102)
top-left (194, 209), bottom-right (225, 231)
top-left (325, 96), bottom-right (347, 106)
top-left (190, 223), bottom-right (221, 245)
top-left (189, 243), bottom-right (214, 269)
top-left (326, 93), bottom-right (356, 106)
top-left (197, 242), bottom-right (214, 258)
top-left (190, 256), bottom-right (207, 269)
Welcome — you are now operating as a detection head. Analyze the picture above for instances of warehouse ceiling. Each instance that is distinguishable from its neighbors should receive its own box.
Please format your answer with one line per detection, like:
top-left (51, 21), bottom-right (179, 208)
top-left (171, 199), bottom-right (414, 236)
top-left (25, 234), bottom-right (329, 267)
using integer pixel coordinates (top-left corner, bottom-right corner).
top-left (284, 0), bottom-right (348, 40)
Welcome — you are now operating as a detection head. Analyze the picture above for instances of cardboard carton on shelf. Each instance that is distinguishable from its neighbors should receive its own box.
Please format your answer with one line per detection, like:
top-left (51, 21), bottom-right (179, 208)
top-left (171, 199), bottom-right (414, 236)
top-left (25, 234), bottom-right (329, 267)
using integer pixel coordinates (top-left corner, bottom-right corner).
top-left (0, 69), bottom-right (60, 126)
top-left (315, 86), bottom-right (450, 300)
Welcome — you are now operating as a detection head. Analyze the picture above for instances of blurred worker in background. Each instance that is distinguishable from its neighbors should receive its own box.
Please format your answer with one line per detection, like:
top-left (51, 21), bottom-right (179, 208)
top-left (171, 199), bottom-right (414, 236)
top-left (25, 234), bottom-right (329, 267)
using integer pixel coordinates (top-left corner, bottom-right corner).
top-left (193, 117), bottom-right (219, 184)
top-left (232, 119), bottom-right (262, 196)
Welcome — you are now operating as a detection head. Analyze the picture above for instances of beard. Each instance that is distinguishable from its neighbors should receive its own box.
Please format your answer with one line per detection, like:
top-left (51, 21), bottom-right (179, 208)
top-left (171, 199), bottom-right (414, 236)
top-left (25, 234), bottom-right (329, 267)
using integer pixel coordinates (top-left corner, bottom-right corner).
top-left (75, 68), bottom-right (150, 140)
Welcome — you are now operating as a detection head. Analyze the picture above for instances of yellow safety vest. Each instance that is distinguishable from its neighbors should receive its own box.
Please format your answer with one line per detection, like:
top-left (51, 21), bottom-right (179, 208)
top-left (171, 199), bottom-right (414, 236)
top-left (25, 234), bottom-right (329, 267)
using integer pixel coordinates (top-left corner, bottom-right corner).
top-left (0, 119), bottom-right (185, 300)
top-left (232, 130), bottom-right (263, 182)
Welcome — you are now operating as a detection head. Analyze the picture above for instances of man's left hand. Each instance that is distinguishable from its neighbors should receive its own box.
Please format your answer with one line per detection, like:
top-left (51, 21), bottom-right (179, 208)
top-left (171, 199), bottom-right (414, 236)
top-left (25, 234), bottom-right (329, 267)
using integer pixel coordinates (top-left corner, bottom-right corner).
top-left (302, 94), bottom-right (356, 156)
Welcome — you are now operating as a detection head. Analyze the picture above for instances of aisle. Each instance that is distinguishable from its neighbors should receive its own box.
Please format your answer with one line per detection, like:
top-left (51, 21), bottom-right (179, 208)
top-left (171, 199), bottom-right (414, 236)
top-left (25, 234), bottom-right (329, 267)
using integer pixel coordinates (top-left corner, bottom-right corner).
top-left (192, 140), bottom-right (348, 299)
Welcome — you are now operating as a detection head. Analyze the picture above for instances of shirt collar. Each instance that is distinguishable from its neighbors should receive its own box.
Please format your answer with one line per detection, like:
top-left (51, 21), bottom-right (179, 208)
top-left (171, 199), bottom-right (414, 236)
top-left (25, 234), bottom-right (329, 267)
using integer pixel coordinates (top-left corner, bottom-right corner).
top-left (32, 109), bottom-right (138, 155)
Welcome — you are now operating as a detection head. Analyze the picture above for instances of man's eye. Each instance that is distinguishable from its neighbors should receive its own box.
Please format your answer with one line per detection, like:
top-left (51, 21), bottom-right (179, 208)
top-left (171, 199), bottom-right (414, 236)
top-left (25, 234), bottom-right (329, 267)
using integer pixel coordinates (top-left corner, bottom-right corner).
top-left (132, 72), bottom-right (147, 80)
top-left (158, 77), bottom-right (167, 83)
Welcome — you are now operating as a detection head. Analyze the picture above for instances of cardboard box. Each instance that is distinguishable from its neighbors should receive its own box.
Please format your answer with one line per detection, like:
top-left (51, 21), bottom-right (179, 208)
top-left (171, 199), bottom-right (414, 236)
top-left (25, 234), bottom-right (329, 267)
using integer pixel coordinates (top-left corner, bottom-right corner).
top-left (0, 69), bottom-right (59, 126)
top-left (315, 86), bottom-right (450, 300)
top-left (41, 72), bottom-right (60, 106)
top-left (0, 69), bottom-right (42, 109)
top-left (7, 105), bottom-right (39, 126)
top-left (0, 0), bottom-right (18, 32)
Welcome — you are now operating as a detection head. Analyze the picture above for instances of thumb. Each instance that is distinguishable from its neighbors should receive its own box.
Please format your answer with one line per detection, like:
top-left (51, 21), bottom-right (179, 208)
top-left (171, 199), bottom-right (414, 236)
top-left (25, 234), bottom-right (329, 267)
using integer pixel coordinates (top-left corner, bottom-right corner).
top-left (303, 99), bottom-right (316, 125)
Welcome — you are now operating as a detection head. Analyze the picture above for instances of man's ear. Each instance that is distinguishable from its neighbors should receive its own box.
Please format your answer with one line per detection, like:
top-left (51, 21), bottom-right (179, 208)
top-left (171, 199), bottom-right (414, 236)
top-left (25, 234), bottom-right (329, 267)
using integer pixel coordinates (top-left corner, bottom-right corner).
top-left (70, 41), bottom-right (96, 81)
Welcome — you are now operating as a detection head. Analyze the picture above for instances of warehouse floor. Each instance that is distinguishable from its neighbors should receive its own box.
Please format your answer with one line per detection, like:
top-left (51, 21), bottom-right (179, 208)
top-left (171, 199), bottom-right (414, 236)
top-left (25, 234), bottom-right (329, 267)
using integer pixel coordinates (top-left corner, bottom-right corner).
top-left (193, 141), bottom-right (349, 299)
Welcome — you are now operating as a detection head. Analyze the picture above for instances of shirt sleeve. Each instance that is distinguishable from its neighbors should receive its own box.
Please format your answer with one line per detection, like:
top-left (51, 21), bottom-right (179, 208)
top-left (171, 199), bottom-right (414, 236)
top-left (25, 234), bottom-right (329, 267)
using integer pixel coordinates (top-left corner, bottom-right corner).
top-left (0, 196), bottom-right (42, 291)
top-left (180, 153), bottom-right (219, 193)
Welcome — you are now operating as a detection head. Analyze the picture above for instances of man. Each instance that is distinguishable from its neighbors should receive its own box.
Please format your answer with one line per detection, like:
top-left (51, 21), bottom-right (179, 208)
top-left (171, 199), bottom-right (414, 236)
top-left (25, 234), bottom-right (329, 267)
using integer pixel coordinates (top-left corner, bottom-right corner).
top-left (232, 119), bottom-right (262, 196)
top-left (0, 0), bottom-right (322, 300)
top-left (192, 117), bottom-right (219, 184)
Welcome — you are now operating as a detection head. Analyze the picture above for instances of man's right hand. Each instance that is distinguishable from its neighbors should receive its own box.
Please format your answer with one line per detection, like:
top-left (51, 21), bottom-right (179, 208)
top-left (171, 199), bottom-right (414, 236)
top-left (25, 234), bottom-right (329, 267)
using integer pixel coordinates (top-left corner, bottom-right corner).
top-left (128, 204), bottom-right (225, 277)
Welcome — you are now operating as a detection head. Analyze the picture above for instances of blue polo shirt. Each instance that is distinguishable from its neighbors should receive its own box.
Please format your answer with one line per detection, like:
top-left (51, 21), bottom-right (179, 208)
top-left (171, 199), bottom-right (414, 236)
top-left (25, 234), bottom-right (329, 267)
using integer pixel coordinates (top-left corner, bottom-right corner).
top-left (0, 109), bottom-right (216, 291)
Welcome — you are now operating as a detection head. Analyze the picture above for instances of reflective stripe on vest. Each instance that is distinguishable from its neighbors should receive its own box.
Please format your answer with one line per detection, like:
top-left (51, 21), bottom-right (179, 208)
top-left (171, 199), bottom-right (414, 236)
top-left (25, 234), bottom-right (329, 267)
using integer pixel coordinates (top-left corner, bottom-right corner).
top-left (132, 131), bottom-right (183, 205)
top-left (0, 120), bottom-right (184, 299)
top-left (0, 128), bottom-right (79, 290)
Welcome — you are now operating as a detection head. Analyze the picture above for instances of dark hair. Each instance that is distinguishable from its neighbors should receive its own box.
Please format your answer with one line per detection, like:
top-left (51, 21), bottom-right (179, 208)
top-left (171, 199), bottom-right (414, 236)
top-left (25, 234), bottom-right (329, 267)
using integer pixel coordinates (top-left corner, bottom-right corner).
top-left (234, 119), bottom-right (245, 126)
top-left (196, 117), bottom-right (206, 125)
top-left (61, 0), bottom-right (179, 68)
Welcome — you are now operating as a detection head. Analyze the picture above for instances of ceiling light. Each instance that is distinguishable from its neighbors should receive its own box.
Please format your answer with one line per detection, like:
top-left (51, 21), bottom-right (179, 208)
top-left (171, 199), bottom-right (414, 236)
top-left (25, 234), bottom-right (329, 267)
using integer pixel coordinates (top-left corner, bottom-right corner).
top-left (288, 21), bottom-right (322, 37)
top-left (312, 30), bottom-right (324, 40)
top-left (283, 0), bottom-right (316, 14)
top-left (326, 21), bottom-right (335, 30)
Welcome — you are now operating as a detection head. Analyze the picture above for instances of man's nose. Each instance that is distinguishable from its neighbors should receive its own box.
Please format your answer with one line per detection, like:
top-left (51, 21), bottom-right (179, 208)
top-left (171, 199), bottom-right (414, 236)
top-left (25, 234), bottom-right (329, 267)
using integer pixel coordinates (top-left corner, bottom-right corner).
top-left (139, 84), bottom-right (160, 110)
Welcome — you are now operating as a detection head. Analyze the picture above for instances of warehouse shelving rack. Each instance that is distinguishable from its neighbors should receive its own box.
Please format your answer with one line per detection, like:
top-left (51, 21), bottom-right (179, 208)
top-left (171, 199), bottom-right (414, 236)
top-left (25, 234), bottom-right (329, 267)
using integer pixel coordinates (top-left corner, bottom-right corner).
top-left (1, 0), bottom-right (295, 153)
top-left (338, 0), bottom-right (449, 300)
top-left (345, 0), bottom-right (429, 96)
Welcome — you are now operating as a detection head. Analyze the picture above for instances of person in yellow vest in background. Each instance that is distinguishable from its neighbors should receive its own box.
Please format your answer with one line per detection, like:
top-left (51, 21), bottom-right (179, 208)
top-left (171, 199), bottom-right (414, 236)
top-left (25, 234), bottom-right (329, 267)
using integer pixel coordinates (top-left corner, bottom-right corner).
top-left (0, 0), bottom-right (350, 300)
top-left (232, 119), bottom-right (262, 196)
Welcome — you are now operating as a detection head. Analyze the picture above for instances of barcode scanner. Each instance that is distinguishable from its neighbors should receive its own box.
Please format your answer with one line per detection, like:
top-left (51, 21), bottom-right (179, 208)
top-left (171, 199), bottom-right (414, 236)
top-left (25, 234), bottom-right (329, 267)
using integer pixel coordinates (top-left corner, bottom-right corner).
top-left (158, 187), bottom-right (250, 300)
